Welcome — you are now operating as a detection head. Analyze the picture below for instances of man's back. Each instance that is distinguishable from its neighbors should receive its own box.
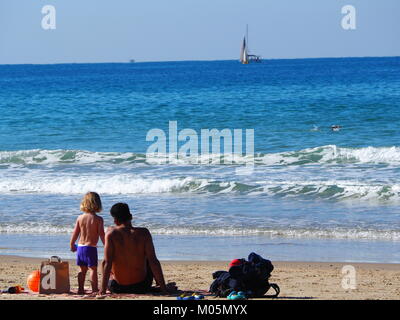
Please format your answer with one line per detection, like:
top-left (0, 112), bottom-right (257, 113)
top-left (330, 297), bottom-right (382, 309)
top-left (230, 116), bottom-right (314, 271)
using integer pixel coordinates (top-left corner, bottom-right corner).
top-left (109, 226), bottom-right (150, 285)
top-left (100, 202), bottom-right (168, 295)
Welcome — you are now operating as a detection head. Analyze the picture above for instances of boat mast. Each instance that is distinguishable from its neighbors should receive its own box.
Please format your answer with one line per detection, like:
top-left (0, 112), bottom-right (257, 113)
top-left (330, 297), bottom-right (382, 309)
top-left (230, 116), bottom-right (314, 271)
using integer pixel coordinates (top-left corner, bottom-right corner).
top-left (246, 24), bottom-right (249, 54)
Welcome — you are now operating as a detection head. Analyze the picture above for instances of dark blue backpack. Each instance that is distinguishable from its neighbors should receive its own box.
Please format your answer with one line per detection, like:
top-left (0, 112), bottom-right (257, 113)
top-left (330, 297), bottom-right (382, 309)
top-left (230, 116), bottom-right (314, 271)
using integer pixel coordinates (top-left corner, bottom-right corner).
top-left (209, 252), bottom-right (280, 298)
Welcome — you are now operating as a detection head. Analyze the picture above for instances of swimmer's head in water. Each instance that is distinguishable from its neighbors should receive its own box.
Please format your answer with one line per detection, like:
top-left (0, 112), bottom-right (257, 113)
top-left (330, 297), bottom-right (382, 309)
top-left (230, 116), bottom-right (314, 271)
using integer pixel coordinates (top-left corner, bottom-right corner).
top-left (110, 202), bottom-right (133, 224)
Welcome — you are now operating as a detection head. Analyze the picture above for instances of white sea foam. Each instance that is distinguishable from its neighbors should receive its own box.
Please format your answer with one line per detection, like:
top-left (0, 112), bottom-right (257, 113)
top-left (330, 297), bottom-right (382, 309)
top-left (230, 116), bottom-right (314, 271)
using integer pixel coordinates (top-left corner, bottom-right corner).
top-left (0, 149), bottom-right (146, 165)
top-left (1, 145), bottom-right (400, 166)
top-left (260, 180), bottom-right (400, 201)
top-left (0, 171), bottom-right (399, 201)
top-left (1, 223), bottom-right (399, 241)
top-left (0, 174), bottom-right (200, 195)
top-left (150, 227), bottom-right (400, 241)
top-left (0, 223), bottom-right (73, 234)
top-left (255, 145), bottom-right (400, 166)
top-left (0, 146), bottom-right (399, 200)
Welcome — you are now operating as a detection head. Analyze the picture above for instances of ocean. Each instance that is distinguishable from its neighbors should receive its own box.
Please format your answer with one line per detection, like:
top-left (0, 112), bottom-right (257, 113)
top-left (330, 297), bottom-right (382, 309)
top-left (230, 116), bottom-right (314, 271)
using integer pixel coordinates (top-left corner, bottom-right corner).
top-left (0, 57), bottom-right (399, 262)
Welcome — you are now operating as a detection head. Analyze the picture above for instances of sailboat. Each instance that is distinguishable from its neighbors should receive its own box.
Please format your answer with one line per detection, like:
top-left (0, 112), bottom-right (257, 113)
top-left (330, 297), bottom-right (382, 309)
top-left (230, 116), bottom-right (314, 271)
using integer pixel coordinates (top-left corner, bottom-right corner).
top-left (240, 37), bottom-right (249, 64)
top-left (240, 25), bottom-right (262, 64)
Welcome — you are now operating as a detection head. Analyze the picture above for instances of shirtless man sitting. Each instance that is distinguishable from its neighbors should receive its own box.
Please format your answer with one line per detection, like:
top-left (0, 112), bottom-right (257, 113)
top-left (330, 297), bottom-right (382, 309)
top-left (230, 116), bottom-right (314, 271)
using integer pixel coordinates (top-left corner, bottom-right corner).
top-left (100, 203), bottom-right (170, 295)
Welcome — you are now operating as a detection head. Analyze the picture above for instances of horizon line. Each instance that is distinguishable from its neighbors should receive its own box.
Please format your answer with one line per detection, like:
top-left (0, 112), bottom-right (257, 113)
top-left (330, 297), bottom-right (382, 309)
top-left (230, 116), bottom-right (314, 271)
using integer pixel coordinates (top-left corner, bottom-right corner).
top-left (0, 55), bottom-right (399, 66)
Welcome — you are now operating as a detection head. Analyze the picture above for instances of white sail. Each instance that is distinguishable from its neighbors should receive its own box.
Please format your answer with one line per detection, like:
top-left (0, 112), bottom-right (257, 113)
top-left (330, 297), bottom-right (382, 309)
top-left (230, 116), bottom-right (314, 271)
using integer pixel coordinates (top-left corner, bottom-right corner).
top-left (240, 37), bottom-right (248, 64)
top-left (240, 25), bottom-right (261, 64)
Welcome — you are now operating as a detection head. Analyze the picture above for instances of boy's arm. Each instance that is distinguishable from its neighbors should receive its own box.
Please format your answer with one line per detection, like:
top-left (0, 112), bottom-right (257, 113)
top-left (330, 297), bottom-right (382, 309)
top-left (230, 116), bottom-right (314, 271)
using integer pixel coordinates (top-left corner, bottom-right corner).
top-left (70, 218), bottom-right (80, 252)
top-left (100, 232), bottom-right (114, 295)
top-left (99, 217), bottom-right (105, 245)
top-left (144, 229), bottom-right (167, 293)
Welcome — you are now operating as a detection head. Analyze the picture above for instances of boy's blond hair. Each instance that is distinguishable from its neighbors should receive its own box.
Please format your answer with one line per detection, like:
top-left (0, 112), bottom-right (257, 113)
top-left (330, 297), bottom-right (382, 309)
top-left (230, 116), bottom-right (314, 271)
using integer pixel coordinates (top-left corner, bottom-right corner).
top-left (80, 192), bottom-right (102, 213)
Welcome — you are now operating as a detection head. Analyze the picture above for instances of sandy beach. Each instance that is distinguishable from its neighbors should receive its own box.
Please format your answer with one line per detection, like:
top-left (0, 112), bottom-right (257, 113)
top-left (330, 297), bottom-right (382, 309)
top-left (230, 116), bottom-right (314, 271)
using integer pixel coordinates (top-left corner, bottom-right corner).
top-left (0, 255), bottom-right (399, 300)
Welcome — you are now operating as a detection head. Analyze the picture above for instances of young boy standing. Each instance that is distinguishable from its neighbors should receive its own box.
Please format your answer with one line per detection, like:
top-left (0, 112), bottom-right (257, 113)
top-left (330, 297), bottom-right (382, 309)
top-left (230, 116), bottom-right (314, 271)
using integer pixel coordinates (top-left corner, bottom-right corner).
top-left (70, 192), bottom-right (105, 294)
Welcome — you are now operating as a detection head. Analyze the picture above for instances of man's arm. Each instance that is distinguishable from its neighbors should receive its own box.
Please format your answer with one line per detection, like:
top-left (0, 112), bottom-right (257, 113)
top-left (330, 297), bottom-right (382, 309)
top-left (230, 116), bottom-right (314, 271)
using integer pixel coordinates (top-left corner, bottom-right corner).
top-left (144, 229), bottom-right (167, 293)
top-left (99, 217), bottom-right (105, 245)
top-left (70, 218), bottom-right (80, 252)
top-left (100, 232), bottom-right (114, 295)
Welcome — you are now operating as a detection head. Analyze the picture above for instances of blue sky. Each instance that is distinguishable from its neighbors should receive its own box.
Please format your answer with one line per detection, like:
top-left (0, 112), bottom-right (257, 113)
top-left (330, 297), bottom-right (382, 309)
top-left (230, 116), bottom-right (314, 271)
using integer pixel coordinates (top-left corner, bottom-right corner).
top-left (0, 0), bottom-right (399, 64)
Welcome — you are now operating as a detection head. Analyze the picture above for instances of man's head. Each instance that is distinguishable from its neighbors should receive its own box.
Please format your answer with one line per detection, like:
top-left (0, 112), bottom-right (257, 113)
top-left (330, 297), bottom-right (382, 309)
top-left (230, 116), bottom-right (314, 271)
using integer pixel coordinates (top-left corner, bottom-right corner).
top-left (110, 203), bottom-right (133, 225)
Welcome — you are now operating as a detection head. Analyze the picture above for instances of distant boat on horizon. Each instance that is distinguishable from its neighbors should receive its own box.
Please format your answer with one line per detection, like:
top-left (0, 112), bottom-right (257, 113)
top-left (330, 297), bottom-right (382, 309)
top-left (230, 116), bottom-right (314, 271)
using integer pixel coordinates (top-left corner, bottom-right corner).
top-left (240, 25), bottom-right (262, 64)
top-left (130, 59), bottom-right (135, 63)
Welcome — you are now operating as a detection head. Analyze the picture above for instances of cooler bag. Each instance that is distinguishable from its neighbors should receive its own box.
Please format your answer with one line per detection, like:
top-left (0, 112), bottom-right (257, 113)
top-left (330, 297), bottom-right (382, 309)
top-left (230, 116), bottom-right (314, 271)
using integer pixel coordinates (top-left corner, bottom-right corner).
top-left (39, 256), bottom-right (70, 294)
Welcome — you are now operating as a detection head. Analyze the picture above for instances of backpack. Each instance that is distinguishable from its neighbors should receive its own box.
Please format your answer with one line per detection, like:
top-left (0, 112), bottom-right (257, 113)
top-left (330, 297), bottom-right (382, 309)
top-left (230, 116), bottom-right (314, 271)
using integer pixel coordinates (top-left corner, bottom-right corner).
top-left (209, 252), bottom-right (280, 298)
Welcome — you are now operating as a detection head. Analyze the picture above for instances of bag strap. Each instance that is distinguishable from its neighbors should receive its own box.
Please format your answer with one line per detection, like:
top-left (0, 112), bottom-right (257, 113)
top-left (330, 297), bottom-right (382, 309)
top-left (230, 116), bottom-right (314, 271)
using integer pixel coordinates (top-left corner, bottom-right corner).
top-left (49, 256), bottom-right (61, 263)
top-left (266, 283), bottom-right (280, 298)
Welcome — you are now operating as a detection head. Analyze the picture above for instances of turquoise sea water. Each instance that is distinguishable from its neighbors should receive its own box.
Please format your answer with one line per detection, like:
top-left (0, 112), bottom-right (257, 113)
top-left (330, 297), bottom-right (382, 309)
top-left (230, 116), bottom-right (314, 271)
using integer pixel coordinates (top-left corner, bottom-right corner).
top-left (0, 57), bottom-right (399, 262)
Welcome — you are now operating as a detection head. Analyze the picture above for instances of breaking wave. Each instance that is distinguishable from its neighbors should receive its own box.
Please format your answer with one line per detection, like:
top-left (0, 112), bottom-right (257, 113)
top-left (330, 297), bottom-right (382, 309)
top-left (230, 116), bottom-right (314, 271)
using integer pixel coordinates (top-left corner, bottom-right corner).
top-left (0, 146), bottom-right (399, 201)
top-left (0, 175), bottom-right (200, 195)
top-left (0, 174), bottom-right (399, 201)
top-left (1, 223), bottom-right (399, 241)
top-left (1, 145), bottom-right (400, 166)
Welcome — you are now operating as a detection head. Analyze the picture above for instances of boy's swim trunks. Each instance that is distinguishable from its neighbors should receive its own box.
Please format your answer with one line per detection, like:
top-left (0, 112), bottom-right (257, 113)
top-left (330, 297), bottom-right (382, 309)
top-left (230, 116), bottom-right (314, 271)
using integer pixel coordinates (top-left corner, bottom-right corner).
top-left (76, 245), bottom-right (98, 267)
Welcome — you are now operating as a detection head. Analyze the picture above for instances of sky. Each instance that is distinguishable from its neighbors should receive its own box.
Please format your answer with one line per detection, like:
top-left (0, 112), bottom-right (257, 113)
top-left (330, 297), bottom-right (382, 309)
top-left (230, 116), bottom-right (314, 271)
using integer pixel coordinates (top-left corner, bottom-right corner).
top-left (0, 0), bottom-right (399, 64)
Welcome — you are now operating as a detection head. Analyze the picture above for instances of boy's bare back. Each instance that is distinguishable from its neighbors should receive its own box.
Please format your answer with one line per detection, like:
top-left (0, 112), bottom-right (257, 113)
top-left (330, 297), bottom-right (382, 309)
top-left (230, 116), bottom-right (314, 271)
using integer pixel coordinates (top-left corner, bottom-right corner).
top-left (75, 213), bottom-right (105, 247)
